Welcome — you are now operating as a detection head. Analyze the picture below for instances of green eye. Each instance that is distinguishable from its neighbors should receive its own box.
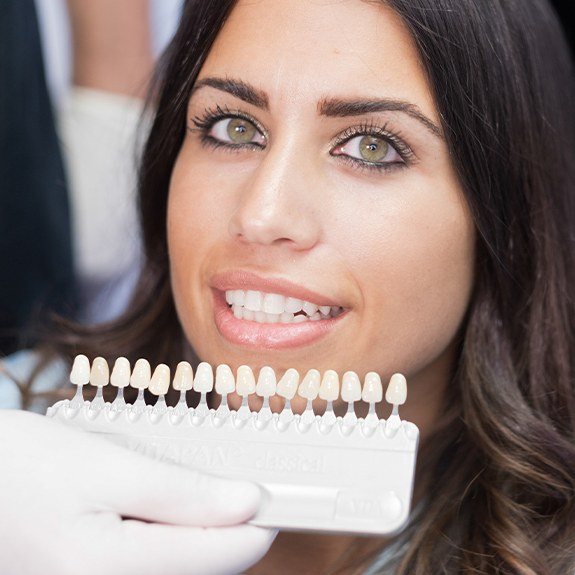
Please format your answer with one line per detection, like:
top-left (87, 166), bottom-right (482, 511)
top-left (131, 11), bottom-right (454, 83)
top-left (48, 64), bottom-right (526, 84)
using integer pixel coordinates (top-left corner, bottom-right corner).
top-left (358, 136), bottom-right (390, 163)
top-left (226, 118), bottom-right (257, 143)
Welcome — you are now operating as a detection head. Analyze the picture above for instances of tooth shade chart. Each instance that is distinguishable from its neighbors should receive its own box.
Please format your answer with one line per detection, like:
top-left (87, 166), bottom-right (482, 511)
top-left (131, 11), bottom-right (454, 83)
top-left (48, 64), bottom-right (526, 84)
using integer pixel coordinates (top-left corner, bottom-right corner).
top-left (69, 356), bottom-right (406, 418)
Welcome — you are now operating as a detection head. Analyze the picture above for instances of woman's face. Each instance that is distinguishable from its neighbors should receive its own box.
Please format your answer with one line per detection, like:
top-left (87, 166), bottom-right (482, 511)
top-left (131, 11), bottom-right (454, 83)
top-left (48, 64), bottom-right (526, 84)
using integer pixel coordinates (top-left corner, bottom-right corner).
top-left (168, 0), bottom-right (475, 421)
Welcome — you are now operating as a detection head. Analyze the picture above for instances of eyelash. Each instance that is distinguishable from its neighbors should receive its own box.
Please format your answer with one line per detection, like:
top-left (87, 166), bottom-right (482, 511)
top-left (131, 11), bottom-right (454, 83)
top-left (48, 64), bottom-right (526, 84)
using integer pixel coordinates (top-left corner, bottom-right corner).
top-left (189, 107), bottom-right (415, 173)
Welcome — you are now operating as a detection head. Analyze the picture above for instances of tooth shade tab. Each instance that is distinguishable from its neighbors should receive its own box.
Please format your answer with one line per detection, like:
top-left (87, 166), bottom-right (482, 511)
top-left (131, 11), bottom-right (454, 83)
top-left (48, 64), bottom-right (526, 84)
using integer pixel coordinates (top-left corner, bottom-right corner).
top-left (256, 366), bottom-right (277, 397)
top-left (90, 357), bottom-right (109, 387)
top-left (215, 364), bottom-right (235, 394)
top-left (173, 361), bottom-right (194, 391)
top-left (362, 372), bottom-right (383, 403)
top-left (193, 362), bottom-right (214, 393)
top-left (149, 364), bottom-right (170, 396)
top-left (236, 365), bottom-right (256, 397)
top-left (386, 373), bottom-right (407, 405)
top-left (70, 354), bottom-right (90, 386)
top-left (341, 371), bottom-right (362, 402)
top-left (276, 368), bottom-right (300, 399)
top-left (110, 357), bottom-right (130, 388)
top-left (130, 358), bottom-right (151, 390)
top-left (319, 370), bottom-right (339, 401)
top-left (298, 369), bottom-right (321, 400)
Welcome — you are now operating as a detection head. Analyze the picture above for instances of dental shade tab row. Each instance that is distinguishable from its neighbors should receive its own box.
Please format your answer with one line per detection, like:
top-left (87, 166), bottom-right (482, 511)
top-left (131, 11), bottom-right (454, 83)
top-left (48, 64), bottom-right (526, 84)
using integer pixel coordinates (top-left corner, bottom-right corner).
top-left (67, 355), bottom-right (408, 431)
top-left (47, 355), bottom-right (419, 535)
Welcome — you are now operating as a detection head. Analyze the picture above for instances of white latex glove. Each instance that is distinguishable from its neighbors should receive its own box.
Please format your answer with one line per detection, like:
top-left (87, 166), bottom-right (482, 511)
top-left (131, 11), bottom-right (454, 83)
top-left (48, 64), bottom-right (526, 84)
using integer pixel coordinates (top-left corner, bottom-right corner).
top-left (0, 410), bottom-right (276, 575)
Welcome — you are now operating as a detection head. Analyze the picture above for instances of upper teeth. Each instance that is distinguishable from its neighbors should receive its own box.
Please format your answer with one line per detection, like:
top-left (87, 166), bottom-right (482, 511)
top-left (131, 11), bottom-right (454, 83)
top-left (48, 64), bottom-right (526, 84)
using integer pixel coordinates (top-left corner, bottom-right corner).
top-left (225, 289), bottom-right (342, 321)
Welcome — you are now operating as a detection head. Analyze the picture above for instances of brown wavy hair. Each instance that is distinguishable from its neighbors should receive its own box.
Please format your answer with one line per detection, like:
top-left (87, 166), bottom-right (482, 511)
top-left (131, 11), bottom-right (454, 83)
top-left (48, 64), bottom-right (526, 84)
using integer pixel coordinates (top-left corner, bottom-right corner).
top-left (37, 0), bottom-right (575, 573)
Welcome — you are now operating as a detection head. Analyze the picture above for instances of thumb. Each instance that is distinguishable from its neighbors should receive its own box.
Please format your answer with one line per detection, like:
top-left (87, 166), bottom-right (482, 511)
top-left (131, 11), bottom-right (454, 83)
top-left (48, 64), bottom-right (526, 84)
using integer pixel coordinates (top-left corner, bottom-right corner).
top-left (94, 443), bottom-right (261, 527)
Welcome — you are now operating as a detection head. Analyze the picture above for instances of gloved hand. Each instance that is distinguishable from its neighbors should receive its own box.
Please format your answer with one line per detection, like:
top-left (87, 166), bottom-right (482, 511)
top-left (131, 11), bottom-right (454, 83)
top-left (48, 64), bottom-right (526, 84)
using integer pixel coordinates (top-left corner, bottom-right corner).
top-left (0, 410), bottom-right (276, 575)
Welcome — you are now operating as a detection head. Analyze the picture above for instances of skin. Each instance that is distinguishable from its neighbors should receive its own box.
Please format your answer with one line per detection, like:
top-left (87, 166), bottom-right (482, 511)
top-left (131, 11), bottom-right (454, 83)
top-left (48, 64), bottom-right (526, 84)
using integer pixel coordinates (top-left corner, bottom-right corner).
top-left (167, 1), bottom-right (476, 572)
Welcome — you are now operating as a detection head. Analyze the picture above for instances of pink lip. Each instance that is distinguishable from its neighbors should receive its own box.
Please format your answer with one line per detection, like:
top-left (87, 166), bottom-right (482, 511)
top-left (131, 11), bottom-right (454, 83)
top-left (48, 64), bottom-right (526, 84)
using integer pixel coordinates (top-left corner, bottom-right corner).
top-left (209, 270), bottom-right (348, 350)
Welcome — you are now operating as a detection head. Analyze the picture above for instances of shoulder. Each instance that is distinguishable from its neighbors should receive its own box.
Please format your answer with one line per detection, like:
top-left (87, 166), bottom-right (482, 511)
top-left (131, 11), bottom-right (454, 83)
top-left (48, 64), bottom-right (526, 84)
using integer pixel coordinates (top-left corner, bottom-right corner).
top-left (0, 350), bottom-right (68, 412)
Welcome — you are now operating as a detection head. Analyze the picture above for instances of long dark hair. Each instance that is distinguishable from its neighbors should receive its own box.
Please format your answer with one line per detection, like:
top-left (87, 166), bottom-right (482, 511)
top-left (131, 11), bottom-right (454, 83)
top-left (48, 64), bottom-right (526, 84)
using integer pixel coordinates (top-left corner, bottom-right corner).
top-left (42, 0), bottom-right (575, 573)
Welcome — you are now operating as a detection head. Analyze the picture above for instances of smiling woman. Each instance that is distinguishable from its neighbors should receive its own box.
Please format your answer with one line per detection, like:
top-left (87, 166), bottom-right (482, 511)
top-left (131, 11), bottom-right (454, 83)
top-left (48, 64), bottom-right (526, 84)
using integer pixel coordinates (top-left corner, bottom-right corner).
top-left (8, 0), bottom-right (575, 574)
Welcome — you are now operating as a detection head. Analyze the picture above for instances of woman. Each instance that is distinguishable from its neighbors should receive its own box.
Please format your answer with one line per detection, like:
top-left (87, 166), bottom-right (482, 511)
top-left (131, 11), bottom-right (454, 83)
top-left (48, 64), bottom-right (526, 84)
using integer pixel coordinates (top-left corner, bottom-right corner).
top-left (2, 0), bottom-right (574, 573)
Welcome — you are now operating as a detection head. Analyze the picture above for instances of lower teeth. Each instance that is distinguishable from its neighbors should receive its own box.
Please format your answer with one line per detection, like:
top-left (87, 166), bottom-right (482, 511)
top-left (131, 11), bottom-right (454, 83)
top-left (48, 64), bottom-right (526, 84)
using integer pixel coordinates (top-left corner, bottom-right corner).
top-left (230, 305), bottom-right (342, 324)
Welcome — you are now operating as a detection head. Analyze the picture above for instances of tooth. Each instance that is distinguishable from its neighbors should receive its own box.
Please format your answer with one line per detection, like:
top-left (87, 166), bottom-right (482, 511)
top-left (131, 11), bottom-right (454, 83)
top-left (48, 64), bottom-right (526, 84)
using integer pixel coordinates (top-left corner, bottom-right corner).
top-left (266, 313), bottom-right (280, 323)
top-left (341, 371), bottom-right (362, 402)
top-left (70, 354), bottom-right (90, 386)
top-left (309, 312), bottom-right (321, 321)
top-left (319, 305), bottom-right (331, 315)
top-left (225, 290), bottom-right (235, 305)
top-left (276, 368), bottom-right (300, 399)
top-left (149, 364), bottom-right (170, 396)
top-left (285, 297), bottom-right (303, 313)
top-left (293, 314), bottom-right (307, 323)
top-left (90, 357), bottom-right (109, 387)
top-left (173, 361), bottom-right (194, 391)
top-left (130, 358), bottom-right (151, 389)
top-left (256, 366), bottom-right (277, 397)
top-left (236, 365), bottom-right (256, 396)
top-left (254, 311), bottom-right (266, 323)
top-left (362, 372), bottom-right (383, 402)
top-left (193, 362), bottom-right (214, 392)
top-left (319, 370), bottom-right (339, 401)
top-left (263, 293), bottom-right (285, 314)
top-left (243, 309), bottom-right (255, 321)
top-left (386, 373), bottom-right (407, 405)
top-left (280, 312), bottom-right (294, 323)
top-left (215, 364), bottom-right (235, 394)
top-left (234, 290), bottom-right (246, 306)
top-left (302, 301), bottom-right (319, 316)
top-left (298, 369), bottom-right (321, 399)
top-left (110, 357), bottom-right (130, 388)
top-left (244, 290), bottom-right (263, 312)
top-left (232, 304), bottom-right (243, 319)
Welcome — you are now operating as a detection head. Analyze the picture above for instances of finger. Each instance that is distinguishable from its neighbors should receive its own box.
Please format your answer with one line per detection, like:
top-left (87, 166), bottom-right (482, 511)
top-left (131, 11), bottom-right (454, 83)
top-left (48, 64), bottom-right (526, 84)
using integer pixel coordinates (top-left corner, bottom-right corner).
top-left (93, 444), bottom-right (262, 527)
top-left (113, 521), bottom-right (276, 575)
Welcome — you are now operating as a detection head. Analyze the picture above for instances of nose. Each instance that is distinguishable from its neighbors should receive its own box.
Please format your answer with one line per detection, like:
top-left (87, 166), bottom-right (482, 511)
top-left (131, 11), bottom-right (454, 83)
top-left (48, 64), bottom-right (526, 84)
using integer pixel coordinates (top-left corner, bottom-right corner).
top-left (228, 143), bottom-right (321, 250)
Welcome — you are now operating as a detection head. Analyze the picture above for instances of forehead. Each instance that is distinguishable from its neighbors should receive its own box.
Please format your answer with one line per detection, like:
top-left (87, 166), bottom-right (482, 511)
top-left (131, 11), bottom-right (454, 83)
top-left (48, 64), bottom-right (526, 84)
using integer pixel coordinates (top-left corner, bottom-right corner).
top-left (199, 0), bottom-right (437, 118)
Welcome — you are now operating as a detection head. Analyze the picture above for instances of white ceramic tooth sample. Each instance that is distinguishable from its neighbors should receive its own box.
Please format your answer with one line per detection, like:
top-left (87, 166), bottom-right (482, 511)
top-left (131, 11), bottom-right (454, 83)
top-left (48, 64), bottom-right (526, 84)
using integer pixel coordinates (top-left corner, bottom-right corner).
top-left (285, 297), bottom-right (303, 313)
top-left (130, 358), bottom-right (151, 389)
top-left (173, 361), bottom-right (194, 391)
top-left (225, 290), bottom-right (235, 304)
top-left (256, 366), bottom-right (277, 397)
top-left (244, 290), bottom-right (263, 312)
top-left (298, 369), bottom-right (321, 399)
top-left (341, 371), bottom-right (362, 402)
top-left (215, 364), bottom-right (235, 394)
top-left (193, 362), bottom-right (214, 393)
top-left (362, 371), bottom-right (383, 402)
top-left (110, 357), bottom-right (130, 388)
top-left (70, 354), bottom-right (90, 386)
top-left (263, 293), bottom-right (285, 314)
top-left (276, 368), bottom-right (300, 399)
top-left (149, 364), bottom-right (170, 396)
top-left (90, 357), bottom-right (109, 387)
top-left (236, 365), bottom-right (256, 396)
top-left (319, 370), bottom-right (339, 401)
top-left (386, 373), bottom-right (407, 405)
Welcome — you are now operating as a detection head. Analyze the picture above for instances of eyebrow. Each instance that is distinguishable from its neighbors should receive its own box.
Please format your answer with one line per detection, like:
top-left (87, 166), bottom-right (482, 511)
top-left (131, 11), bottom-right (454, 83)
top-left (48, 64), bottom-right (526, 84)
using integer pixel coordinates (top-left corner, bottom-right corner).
top-left (192, 76), bottom-right (442, 139)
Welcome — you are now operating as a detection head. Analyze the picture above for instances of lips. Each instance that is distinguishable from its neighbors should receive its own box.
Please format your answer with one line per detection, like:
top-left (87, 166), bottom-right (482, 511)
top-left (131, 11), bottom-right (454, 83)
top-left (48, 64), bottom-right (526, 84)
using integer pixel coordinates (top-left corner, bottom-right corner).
top-left (210, 270), bottom-right (349, 349)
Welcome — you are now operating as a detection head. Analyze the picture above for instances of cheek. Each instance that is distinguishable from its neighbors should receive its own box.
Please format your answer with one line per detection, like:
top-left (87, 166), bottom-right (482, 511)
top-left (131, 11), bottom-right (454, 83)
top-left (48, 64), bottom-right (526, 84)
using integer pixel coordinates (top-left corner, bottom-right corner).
top-left (333, 181), bottom-right (475, 376)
